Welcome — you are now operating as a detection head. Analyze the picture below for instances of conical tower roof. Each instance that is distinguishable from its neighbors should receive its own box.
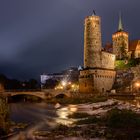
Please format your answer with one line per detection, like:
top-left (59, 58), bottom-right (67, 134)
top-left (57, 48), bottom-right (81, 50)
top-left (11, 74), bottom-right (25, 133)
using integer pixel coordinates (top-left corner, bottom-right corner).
top-left (118, 12), bottom-right (123, 31)
top-left (92, 10), bottom-right (96, 16)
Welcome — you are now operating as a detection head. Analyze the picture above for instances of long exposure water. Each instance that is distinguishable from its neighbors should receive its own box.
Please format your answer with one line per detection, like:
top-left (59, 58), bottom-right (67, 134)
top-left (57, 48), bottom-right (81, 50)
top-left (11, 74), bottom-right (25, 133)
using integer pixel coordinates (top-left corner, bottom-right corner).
top-left (5, 99), bottom-right (140, 139)
top-left (7, 101), bottom-right (77, 140)
top-left (8, 102), bottom-right (55, 139)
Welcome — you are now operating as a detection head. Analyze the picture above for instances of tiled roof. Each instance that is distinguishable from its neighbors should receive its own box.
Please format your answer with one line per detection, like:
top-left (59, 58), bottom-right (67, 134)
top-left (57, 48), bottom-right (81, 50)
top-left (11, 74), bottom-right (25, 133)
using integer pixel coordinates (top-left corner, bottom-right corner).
top-left (129, 40), bottom-right (139, 51)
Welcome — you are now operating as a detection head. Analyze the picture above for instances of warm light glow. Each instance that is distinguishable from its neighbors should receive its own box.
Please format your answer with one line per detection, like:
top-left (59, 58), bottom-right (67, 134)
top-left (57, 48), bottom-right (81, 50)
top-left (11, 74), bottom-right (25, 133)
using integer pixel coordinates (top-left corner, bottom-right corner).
top-left (68, 82), bottom-right (71, 85)
top-left (68, 105), bottom-right (78, 112)
top-left (55, 106), bottom-right (77, 125)
top-left (61, 81), bottom-right (67, 87)
top-left (55, 85), bottom-right (63, 90)
top-left (71, 84), bottom-right (75, 88)
top-left (135, 82), bottom-right (140, 87)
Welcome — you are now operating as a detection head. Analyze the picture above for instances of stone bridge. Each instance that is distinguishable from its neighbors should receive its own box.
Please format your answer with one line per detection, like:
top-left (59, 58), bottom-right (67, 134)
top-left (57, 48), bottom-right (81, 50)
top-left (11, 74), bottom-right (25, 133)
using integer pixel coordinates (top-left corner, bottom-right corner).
top-left (1, 89), bottom-right (72, 100)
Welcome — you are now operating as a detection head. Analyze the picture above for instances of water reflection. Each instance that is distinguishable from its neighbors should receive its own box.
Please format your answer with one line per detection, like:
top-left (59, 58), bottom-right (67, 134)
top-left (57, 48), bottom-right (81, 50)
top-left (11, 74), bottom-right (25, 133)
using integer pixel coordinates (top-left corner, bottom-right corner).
top-left (132, 99), bottom-right (140, 108)
top-left (55, 105), bottom-right (77, 125)
top-left (4, 99), bottom-right (140, 139)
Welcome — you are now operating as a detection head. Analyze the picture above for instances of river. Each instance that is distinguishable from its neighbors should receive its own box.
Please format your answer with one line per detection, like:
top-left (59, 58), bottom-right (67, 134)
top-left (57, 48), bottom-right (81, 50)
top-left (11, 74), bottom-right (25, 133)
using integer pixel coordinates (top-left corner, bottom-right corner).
top-left (6, 99), bottom-right (140, 139)
top-left (8, 102), bottom-right (77, 140)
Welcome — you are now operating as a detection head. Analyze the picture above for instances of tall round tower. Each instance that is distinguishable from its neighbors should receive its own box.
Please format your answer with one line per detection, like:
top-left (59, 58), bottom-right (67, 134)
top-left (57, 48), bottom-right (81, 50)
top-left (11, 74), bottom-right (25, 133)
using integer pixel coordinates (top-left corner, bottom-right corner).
top-left (84, 12), bottom-right (102, 68)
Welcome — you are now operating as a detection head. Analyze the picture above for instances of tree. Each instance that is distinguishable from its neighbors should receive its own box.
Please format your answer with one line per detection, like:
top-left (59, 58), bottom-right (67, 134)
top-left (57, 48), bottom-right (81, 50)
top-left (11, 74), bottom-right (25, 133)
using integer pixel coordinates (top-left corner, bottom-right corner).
top-left (0, 74), bottom-right (8, 86)
top-left (28, 79), bottom-right (38, 89)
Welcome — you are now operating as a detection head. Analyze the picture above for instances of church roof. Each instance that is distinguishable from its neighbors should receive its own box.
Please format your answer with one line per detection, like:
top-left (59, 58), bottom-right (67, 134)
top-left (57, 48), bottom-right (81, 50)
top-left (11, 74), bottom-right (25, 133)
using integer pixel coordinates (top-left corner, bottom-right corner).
top-left (129, 40), bottom-right (139, 51)
top-left (118, 12), bottom-right (123, 31)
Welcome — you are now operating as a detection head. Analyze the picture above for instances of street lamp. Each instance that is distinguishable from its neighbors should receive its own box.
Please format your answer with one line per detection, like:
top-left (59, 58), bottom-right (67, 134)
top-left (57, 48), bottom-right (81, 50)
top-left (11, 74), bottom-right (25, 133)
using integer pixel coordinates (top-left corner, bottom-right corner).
top-left (61, 81), bottom-right (67, 87)
top-left (135, 82), bottom-right (140, 93)
top-left (135, 82), bottom-right (140, 87)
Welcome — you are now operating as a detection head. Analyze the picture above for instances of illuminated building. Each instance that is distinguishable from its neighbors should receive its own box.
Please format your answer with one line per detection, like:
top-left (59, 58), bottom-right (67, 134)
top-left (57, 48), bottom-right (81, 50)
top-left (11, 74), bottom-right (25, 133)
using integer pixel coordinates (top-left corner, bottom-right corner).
top-left (40, 67), bottom-right (79, 88)
top-left (105, 13), bottom-right (140, 59)
top-left (112, 13), bottom-right (129, 59)
top-left (84, 14), bottom-right (102, 68)
top-left (79, 12), bottom-right (116, 94)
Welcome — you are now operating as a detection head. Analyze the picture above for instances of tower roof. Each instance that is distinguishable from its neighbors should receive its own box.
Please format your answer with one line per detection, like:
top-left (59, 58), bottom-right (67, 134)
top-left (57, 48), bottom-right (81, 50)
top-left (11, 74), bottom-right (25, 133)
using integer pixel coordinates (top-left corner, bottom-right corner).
top-left (92, 10), bottom-right (96, 16)
top-left (118, 12), bottom-right (123, 31)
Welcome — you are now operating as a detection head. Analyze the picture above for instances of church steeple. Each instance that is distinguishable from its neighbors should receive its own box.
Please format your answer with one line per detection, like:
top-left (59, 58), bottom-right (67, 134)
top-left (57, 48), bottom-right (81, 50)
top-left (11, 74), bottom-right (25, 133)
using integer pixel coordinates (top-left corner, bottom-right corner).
top-left (118, 12), bottom-right (123, 31)
top-left (92, 10), bottom-right (96, 16)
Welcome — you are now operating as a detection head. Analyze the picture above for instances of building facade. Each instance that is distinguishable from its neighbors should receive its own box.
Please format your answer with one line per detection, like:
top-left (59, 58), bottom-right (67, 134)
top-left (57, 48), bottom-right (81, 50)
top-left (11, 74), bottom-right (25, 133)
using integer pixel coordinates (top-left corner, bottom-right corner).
top-left (105, 13), bottom-right (140, 59)
top-left (112, 14), bottom-right (129, 59)
top-left (79, 13), bottom-right (116, 94)
top-left (40, 67), bottom-right (79, 88)
top-left (129, 40), bottom-right (140, 58)
top-left (84, 15), bottom-right (102, 68)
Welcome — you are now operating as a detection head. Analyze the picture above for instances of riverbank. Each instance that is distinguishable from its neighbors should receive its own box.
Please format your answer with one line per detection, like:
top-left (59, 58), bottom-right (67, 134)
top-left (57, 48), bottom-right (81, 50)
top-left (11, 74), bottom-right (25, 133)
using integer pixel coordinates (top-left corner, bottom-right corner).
top-left (47, 95), bottom-right (108, 105)
top-left (32, 99), bottom-right (140, 140)
top-left (3, 97), bottom-right (140, 140)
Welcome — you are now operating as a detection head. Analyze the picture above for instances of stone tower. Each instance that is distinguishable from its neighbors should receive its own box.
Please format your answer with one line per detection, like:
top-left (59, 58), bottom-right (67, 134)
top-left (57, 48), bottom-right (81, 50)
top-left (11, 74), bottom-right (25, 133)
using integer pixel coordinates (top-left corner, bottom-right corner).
top-left (112, 13), bottom-right (129, 59)
top-left (79, 12), bottom-right (116, 94)
top-left (84, 12), bottom-right (102, 68)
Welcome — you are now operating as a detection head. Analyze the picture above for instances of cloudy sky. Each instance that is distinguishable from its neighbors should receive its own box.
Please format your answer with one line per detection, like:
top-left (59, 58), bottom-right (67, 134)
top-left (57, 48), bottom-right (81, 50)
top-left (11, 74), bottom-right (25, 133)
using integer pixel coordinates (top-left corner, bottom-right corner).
top-left (0, 0), bottom-right (140, 80)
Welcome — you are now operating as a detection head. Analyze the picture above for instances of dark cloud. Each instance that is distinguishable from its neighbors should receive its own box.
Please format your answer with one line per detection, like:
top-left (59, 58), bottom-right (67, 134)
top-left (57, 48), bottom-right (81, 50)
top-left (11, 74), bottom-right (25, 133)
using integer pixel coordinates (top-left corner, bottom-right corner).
top-left (0, 0), bottom-right (139, 80)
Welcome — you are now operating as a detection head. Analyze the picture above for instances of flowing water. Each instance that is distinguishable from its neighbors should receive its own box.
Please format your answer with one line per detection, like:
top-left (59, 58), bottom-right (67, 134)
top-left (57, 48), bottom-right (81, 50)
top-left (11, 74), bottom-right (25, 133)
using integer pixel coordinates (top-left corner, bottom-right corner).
top-left (8, 102), bottom-right (77, 140)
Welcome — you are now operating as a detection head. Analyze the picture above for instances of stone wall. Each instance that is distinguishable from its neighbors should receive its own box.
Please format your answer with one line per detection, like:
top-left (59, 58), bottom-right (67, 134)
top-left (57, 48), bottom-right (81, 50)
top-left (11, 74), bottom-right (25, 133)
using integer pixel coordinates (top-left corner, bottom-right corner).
top-left (79, 69), bottom-right (116, 93)
top-left (84, 15), bottom-right (102, 68)
top-left (101, 51), bottom-right (115, 69)
top-left (93, 69), bottom-right (116, 93)
top-left (79, 70), bottom-right (94, 93)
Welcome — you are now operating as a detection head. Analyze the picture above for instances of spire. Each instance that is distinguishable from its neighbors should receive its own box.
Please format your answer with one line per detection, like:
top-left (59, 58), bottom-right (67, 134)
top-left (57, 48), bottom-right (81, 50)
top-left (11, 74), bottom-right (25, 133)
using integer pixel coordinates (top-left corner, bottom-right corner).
top-left (92, 10), bottom-right (96, 16)
top-left (118, 12), bottom-right (123, 31)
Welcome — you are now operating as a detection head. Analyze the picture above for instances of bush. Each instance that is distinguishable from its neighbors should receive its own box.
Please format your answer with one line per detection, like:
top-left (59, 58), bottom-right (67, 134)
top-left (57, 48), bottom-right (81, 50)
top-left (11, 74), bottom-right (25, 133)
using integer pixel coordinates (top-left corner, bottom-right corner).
top-left (115, 60), bottom-right (127, 70)
top-left (126, 58), bottom-right (140, 68)
top-left (105, 108), bottom-right (140, 128)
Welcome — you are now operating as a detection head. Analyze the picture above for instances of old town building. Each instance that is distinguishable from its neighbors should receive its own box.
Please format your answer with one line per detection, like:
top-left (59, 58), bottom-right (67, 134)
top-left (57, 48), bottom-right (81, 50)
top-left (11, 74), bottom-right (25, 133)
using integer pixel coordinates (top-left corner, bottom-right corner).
top-left (105, 13), bottom-right (140, 59)
top-left (79, 12), bottom-right (116, 94)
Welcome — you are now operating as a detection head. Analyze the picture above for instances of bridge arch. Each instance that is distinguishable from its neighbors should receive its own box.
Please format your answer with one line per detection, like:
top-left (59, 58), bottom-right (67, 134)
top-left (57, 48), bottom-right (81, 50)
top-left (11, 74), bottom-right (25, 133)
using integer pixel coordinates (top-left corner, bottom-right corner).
top-left (7, 92), bottom-right (46, 100)
top-left (55, 93), bottom-right (67, 98)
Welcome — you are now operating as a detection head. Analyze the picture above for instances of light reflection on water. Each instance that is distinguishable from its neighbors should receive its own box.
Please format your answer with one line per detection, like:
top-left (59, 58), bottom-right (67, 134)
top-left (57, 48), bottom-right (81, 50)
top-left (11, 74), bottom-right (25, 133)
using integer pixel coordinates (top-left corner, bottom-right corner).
top-left (8, 99), bottom-right (140, 139)
top-left (8, 103), bottom-right (79, 139)
top-left (55, 105), bottom-right (78, 125)
top-left (133, 100), bottom-right (140, 108)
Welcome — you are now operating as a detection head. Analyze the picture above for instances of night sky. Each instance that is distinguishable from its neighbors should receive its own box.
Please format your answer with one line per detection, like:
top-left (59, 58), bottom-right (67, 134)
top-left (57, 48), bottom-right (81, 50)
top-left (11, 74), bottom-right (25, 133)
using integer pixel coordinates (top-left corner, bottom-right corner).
top-left (0, 0), bottom-right (140, 80)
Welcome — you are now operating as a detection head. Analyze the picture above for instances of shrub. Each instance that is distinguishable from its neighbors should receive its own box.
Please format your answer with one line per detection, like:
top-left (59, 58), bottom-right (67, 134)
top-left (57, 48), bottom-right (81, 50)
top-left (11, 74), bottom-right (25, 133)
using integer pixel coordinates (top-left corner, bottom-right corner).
top-left (105, 108), bottom-right (140, 128)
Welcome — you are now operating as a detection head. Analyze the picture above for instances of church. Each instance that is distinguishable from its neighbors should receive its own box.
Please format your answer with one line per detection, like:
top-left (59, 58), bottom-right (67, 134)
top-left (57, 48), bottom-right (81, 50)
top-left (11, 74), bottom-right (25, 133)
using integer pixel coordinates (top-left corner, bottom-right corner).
top-left (105, 13), bottom-right (140, 59)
